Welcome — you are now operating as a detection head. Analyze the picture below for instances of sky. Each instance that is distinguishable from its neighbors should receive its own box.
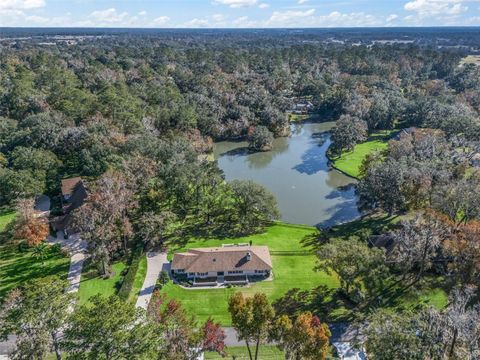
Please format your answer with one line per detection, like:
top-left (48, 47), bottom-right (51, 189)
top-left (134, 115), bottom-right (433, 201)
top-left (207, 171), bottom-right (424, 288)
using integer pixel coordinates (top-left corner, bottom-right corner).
top-left (1, 0), bottom-right (480, 28)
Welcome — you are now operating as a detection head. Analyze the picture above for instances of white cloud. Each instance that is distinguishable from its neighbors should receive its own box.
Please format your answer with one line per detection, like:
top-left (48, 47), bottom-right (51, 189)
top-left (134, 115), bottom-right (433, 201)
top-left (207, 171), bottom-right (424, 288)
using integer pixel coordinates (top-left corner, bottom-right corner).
top-left (138, 10), bottom-right (147, 16)
top-left (183, 18), bottom-right (211, 27)
top-left (268, 8), bottom-right (315, 25)
top-left (386, 14), bottom-right (399, 22)
top-left (212, 13), bottom-right (227, 21)
top-left (404, 0), bottom-right (473, 18)
top-left (213, 0), bottom-right (258, 8)
top-left (258, 3), bottom-right (269, 8)
top-left (298, 0), bottom-right (309, 4)
top-left (90, 8), bottom-right (129, 24)
top-left (0, 0), bottom-right (45, 10)
top-left (151, 15), bottom-right (170, 25)
top-left (266, 9), bottom-right (388, 27)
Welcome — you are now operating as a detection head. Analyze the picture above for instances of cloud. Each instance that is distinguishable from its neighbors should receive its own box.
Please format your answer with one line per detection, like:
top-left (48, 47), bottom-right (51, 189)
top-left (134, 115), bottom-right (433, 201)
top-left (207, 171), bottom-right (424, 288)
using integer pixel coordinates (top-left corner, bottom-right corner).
top-left (258, 3), bottom-right (269, 8)
top-left (298, 0), bottom-right (309, 4)
top-left (266, 9), bottom-right (388, 27)
top-left (386, 14), bottom-right (399, 22)
top-left (89, 8), bottom-right (129, 24)
top-left (183, 18), bottom-right (211, 27)
top-left (0, 0), bottom-right (45, 10)
top-left (404, 0), bottom-right (472, 18)
top-left (213, 0), bottom-right (258, 8)
top-left (268, 8), bottom-right (315, 25)
top-left (138, 11), bottom-right (147, 16)
top-left (152, 15), bottom-right (170, 25)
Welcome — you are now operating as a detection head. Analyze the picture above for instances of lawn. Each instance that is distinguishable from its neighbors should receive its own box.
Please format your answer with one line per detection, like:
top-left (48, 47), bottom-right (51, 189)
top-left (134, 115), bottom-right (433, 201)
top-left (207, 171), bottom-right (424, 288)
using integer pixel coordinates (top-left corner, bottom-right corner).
top-left (205, 345), bottom-right (283, 359)
top-left (128, 254), bottom-right (148, 303)
top-left (331, 130), bottom-right (395, 179)
top-left (162, 223), bottom-right (340, 325)
top-left (77, 261), bottom-right (127, 305)
top-left (0, 212), bottom-right (70, 300)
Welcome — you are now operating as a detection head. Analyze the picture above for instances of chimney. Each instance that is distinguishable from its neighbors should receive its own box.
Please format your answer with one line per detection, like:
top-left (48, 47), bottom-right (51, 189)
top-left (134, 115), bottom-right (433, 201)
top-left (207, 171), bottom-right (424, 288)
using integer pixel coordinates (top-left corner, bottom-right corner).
top-left (246, 252), bottom-right (251, 261)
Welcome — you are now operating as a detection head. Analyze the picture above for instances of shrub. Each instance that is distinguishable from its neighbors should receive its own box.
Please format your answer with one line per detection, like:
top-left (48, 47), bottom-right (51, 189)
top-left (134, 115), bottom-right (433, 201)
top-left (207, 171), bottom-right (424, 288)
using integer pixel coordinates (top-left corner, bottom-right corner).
top-left (118, 257), bottom-right (141, 301)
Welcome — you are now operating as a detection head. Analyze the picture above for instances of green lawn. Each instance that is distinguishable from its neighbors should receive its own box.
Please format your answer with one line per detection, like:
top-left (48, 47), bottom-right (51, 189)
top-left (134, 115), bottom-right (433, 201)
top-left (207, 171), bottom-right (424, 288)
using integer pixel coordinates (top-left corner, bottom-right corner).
top-left (77, 261), bottom-right (127, 305)
top-left (0, 211), bottom-right (16, 229)
top-left (205, 346), bottom-right (283, 359)
top-left (162, 223), bottom-right (339, 325)
top-left (128, 255), bottom-right (148, 303)
top-left (0, 212), bottom-right (70, 300)
top-left (332, 130), bottom-right (395, 179)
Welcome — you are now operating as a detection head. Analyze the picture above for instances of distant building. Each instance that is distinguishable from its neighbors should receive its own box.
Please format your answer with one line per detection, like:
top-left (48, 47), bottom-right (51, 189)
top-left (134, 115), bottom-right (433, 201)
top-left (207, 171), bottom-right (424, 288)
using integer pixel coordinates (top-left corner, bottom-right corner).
top-left (171, 245), bottom-right (272, 286)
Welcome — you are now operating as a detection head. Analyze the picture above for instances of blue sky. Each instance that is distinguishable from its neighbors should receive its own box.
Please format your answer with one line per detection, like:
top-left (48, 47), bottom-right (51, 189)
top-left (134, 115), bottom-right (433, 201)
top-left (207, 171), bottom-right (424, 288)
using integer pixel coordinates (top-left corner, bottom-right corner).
top-left (1, 0), bottom-right (480, 28)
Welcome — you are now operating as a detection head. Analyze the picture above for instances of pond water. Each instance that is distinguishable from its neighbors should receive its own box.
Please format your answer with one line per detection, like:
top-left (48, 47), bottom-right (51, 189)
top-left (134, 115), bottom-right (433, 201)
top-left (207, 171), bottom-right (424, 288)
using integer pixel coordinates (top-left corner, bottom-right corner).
top-left (214, 122), bottom-right (360, 228)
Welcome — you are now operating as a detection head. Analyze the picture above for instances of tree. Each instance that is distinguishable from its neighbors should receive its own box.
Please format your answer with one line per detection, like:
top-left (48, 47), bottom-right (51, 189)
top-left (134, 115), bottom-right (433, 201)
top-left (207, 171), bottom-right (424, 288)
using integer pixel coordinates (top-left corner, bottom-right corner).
top-left (363, 288), bottom-right (480, 360)
top-left (228, 292), bottom-right (275, 360)
top-left (0, 276), bottom-right (73, 360)
top-left (147, 290), bottom-right (219, 359)
top-left (317, 239), bottom-right (388, 302)
top-left (0, 168), bottom-right (44, 206)
top-left (248, 126), bottom-right (274, 152)
top-left (72, 171), bottom-right (134, 276)
top-left (363, 310), bottom-right (443, 360)
top-left (330, 115), bottom-right (368, 154)
top-left (62, 295), bottom-right (157, 360)
top-left (13, 198), bottom-right (49, 247)
top-left (202, 318), bottom-right (226, 357)
top-left (444, 220), bottom-right (480, 286)
top-left (389, 211), bottom-right (452, 281)
top-left (228, 180), bottom-right (279, 234)
top-left (136, 211), bottom-right (177, 250)
top-left (271, 312), bottom-right (331, 360)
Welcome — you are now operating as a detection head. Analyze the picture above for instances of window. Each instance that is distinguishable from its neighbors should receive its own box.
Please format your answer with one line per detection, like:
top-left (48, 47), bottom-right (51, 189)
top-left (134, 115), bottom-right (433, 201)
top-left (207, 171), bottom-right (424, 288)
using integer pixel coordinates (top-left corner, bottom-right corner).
top-left (196, 272), bottom-right (208, 276)
top-left (255, 270), bottom-right (265, 274)
top-left (228, 270), bottom-right (243, 274)
top-left (176, 269), bottom-right (185, 273)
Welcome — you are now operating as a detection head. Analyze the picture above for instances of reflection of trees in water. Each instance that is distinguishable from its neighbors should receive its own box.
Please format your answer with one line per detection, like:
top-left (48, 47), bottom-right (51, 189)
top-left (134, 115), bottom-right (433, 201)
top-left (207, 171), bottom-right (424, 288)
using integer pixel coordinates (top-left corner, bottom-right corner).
top-left (292, 133), bottom-right (331, 175)
top-left (316, 189), bottom-right (360, 229)
top-left (246, 136), bottom-right (290, 170)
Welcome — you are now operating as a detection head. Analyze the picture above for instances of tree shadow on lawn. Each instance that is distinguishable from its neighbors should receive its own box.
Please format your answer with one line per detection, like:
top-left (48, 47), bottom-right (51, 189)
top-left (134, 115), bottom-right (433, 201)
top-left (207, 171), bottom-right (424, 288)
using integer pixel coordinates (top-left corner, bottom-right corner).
top-left (165, 220), bottom-right (274, 251)
top-left (273, 286), bottom-right (356, 323)
top-left (0, 246), bottom-right (69, 299)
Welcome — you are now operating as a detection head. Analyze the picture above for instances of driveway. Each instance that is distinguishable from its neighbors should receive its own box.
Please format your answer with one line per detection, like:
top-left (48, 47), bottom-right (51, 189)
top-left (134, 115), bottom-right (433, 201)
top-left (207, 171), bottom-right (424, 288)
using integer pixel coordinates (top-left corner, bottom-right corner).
top-left (135, 251), bottom-right (169, 310)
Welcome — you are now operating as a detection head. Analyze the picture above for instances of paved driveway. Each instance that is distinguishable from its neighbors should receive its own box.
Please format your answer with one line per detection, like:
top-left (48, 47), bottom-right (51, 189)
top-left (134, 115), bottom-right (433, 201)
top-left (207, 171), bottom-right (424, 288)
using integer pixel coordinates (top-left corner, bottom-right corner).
top-left (135, 251), bottom-right (169, 310)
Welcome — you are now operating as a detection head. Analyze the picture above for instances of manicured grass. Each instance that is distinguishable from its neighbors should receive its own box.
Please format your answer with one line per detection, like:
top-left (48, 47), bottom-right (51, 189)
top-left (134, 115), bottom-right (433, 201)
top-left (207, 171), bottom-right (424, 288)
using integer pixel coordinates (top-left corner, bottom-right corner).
top-left (0, 212), bottom-right (70, 300)
top-left (128, 254), bottom-right (148, 303)
top-left (332, 130), bottom-right (395, 179)
top-left (162, 223), bottom-right (340, 325)
top-left (0, 211), bottom-right (16, 230)
top-left (77, 262), bottom-right (127, 305)
top-left (205, 345), bottom-right (283, 359)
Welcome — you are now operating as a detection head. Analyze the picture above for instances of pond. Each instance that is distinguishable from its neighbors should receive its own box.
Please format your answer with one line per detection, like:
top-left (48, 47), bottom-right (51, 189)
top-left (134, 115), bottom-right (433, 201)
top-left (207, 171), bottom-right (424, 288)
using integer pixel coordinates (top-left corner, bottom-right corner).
top-left (214, 121), bottom-right (360, 228)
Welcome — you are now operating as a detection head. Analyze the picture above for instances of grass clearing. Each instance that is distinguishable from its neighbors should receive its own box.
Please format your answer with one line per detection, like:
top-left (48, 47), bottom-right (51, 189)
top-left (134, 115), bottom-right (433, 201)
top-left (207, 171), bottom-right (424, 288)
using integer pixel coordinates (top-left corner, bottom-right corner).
top-left (162, 223), bottom-right (340, 325)
top-left (77, 261), bottom-right (126, 305)
top-left (331, 130), bottom-right (395, 179)
top-left (0, 212), bottom-right (70, 300)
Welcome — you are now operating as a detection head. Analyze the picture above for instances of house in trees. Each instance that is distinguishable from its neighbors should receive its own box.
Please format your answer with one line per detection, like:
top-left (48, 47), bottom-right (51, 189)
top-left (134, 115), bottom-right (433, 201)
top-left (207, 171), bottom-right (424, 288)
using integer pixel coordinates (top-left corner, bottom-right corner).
top-left (52, 177), bottom-right (88, 236)
top-left (171, 245), bottom-right (272, 287)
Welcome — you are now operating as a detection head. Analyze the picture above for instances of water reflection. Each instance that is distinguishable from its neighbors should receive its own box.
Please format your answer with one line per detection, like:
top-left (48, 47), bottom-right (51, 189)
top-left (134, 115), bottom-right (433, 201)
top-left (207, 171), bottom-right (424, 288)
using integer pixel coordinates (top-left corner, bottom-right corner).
top-left (214, 122), bottom-right (360, 227)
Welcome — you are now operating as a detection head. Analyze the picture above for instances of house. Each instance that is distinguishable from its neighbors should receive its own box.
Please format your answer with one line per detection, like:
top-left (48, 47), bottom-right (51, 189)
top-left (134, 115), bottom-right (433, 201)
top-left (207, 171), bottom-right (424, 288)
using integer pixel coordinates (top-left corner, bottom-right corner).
top-left (52, 177), bottom-right (88, 236)
top-left (171, 244), bottom-right (272, 286)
